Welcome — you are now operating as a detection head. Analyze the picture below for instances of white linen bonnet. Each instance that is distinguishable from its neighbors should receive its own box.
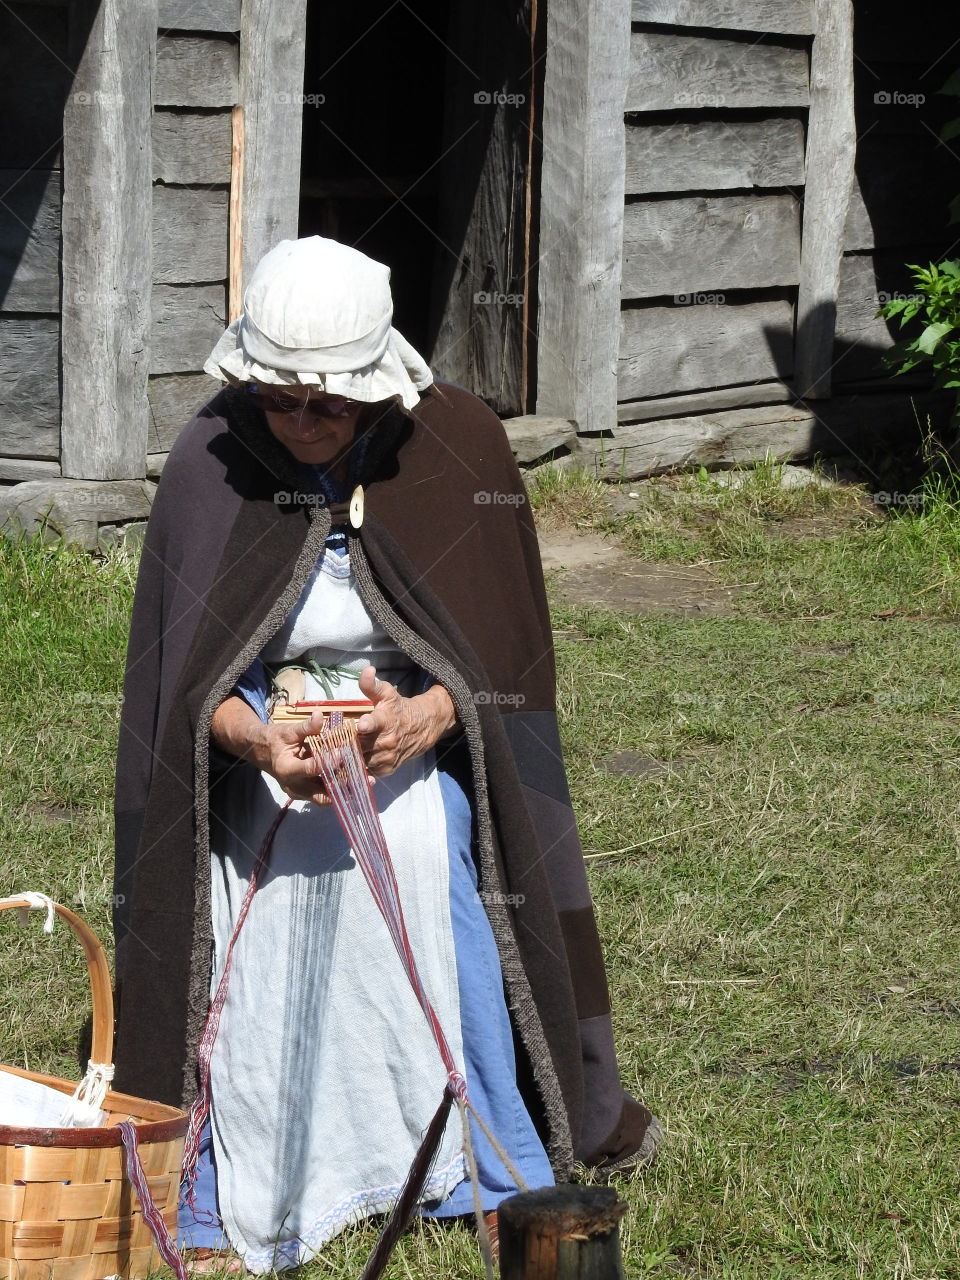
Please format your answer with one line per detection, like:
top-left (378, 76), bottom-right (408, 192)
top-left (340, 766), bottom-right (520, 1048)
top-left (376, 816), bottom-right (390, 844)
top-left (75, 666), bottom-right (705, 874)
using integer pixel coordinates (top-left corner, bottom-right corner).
top-left (204, 236), bottom-right (433, 409)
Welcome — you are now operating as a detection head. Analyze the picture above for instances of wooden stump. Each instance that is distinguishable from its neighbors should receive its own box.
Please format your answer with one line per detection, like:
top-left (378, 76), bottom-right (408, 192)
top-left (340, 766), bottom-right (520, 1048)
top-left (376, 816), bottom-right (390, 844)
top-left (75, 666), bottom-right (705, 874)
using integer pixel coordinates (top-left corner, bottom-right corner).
top-left (497, 1185), bottom-right (627, 1279)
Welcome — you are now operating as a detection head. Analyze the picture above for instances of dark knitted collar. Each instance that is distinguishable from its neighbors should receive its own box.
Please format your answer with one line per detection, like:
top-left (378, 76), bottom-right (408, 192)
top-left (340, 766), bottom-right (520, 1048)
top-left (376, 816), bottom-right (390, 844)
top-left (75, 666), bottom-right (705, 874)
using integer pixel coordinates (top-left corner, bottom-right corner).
top-left (223, 386), bottom-right (415, 506)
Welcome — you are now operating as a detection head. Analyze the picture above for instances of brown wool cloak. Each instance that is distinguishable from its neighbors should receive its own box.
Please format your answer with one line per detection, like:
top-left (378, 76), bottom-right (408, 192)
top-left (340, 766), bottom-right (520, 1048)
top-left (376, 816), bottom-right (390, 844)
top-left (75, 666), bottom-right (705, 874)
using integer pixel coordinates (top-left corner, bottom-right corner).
top-left (113, 380), bottom-right (658, 1172)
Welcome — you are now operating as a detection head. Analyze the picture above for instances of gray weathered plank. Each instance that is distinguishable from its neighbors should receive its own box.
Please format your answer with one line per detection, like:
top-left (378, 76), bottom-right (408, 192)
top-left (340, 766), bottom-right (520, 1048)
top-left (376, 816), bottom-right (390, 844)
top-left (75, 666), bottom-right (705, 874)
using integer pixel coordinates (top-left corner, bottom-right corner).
top-left (239, 0), bottom-right (306, 283)
top-left (625, 118), bottom-right (805, 194)
top-left (0, 3), bottom-right (70, 169)
top-left (577, 404), bottom-right (821, 476)
top-left (621, 194), bottom-right (801, 299)
top-left (575, 393), bottom-right (941, 479)
top-left (618, 381), bottom-right (793, 423)
top-left (536, 0), bottom-right (631, 432)
top-left (0, 318), bottom-right (60, 457)
top-left (156, 34), bottom-right (239, 107)
top-left (794, 0), bottom-right (856, 398)
top-left (0, 457), bottom-right (60, 482)
top-left (153, 186), bottom-right (229, 284)
top-left (152, 110), bottom-right (233, 183)
top-left (61, 0), bottom-right (156, 479)
top-left (627, 33), bottom-right (809, 112)
top-left (618, 297), bottom-right (794, 399)
top-left (151, 283), bottom-right (227, 374)
top-left (0, 168), bottom-right (61, 312)
top-left (631, 0), bottom-right (815, 34)
top-left (147, 372), bottom-right (220, 451)
top-left (158, 0), bottom-right (241, 30)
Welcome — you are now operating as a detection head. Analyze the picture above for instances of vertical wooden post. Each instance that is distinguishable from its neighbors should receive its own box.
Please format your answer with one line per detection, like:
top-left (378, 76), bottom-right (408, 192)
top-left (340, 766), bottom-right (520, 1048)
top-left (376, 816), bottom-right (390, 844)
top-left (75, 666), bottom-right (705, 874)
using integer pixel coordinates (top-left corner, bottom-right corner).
top-left (498, 1186), bottom-right (628, 1280)
top-left (229, 105), bottom-right (245, 322)
top-left (239, 0), bottom-right (308, 283)
top-left (60, 0), bottom-right (157, 480)
top-left (793, 0), bottom-right (856, 398)
top-left (535, 0), bottom-right (630, 434)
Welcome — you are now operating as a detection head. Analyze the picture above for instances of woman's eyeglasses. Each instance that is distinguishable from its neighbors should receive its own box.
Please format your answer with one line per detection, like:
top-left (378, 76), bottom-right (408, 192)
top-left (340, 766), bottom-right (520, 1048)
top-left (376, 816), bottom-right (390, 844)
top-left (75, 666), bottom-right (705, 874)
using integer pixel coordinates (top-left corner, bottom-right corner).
top-left (247, 385), bottom-right (359, 419)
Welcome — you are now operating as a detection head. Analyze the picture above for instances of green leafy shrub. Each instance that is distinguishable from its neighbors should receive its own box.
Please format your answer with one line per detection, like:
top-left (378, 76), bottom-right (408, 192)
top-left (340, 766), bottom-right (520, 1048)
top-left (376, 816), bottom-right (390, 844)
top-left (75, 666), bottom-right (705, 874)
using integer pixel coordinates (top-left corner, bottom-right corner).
top-left (878, 73), bottom-right (960, 428)
top-left (879, 259), bottom-right (960, 425)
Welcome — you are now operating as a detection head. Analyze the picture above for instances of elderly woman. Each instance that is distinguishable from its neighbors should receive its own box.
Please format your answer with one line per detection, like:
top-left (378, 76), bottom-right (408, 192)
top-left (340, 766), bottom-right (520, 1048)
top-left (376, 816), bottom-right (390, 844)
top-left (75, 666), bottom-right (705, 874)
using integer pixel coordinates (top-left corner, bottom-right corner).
top-left (113, 237), bottom-right (660, 1272)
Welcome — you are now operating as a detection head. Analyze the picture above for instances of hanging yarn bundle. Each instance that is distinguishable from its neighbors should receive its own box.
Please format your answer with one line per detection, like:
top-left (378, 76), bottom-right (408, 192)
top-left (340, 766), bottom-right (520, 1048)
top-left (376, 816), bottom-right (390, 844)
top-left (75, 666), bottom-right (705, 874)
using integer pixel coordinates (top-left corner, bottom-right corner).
top-left (177, 712), bottom-right (527, 1280)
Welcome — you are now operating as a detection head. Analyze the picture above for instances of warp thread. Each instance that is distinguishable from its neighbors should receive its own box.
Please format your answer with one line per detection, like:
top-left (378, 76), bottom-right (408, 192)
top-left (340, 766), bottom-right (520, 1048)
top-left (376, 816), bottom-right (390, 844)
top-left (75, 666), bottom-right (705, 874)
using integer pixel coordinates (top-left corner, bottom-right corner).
top-left (172, 715), bottom-right (527, 1277)
top-left (120, 1120), bottom-right (189, 1280)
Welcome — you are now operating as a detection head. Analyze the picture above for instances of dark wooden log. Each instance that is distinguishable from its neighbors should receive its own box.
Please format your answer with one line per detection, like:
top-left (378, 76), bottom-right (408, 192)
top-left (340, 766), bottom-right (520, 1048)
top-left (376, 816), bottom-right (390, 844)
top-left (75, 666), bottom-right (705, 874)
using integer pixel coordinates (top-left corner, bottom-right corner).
top-left (238, 0), bottom-right (306, 284)
top-left (631, 0), bottom-right (815, 34)
top-left (794, 0), bottom-right (856, 398)
top-left (619, 297), bottom-right (794, 399)
top-left (0, 168), bottom-right (61, 312)
top-left (152, 110), bottom-right (233, 184)
top-left (537, 0), bottom-right (630, 432)
top-left (151, 284), bottom-right (227, 375)
top-left (60, 0), bottom-right (156, 479)
top-left (624, 118), bottom-right (805, 195)
top-left (153, 186), bottom-right (229, 285)
top-left (627, 33), bottom-right (809, 112)
top-left (155, 34), bottom-right (239, 108)
top-left (497, 1185), bottom-right (627, 1280)
top-left (621, 194), bottom-right (801, 299)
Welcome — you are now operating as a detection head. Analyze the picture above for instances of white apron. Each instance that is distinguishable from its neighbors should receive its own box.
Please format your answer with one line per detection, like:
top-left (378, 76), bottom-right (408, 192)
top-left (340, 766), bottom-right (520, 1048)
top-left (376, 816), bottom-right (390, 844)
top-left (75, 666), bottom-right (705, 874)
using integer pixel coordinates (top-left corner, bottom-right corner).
top-left (207, 545), bottom-right (466, 1272)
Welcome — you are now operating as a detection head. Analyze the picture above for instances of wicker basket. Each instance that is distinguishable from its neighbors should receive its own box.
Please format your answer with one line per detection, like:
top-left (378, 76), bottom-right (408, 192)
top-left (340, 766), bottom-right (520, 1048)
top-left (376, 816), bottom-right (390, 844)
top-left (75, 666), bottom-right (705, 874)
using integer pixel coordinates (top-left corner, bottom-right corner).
top-left (0, 898), bottom-right (188, 1280)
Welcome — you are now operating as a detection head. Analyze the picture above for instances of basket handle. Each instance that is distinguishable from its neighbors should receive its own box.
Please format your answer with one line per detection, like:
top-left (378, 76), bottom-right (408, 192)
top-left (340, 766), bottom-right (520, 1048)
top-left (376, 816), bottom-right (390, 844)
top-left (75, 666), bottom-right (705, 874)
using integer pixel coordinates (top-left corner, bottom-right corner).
top-left (0, 896), bottom-right (114, 1065)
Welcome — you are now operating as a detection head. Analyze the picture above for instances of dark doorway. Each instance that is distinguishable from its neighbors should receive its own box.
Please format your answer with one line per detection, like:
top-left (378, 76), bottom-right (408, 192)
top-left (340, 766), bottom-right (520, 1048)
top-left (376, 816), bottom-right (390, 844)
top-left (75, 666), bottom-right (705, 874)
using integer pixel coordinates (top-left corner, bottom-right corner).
top-left (299, 1), bottom-right (448, 356)
top-left (299, 0), bottom-right (539, 415)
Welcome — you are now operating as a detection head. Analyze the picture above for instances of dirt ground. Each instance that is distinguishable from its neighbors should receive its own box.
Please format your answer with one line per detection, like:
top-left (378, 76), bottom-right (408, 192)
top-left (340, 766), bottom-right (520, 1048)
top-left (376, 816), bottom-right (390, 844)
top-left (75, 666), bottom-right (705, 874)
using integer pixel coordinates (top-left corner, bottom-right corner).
top-left (538, 528), bottom-right (738, 616)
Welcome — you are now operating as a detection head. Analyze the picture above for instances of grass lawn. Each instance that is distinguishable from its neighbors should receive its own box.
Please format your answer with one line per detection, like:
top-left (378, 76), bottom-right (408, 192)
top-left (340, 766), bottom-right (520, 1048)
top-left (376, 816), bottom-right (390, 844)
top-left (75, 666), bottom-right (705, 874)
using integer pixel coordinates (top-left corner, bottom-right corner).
top-left (0, 460), bottom-right (958, 1279)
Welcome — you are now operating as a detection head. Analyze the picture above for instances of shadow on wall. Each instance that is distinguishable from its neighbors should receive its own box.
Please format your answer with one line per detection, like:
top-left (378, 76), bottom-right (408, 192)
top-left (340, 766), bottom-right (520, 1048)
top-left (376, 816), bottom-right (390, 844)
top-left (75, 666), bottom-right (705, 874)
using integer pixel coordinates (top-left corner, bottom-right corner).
top-left (0, 3), bottom-right (97, 314)
top-left (763, 303), bottom-right (949, 490)
top-left (832, 0), bottom-right (960, 386)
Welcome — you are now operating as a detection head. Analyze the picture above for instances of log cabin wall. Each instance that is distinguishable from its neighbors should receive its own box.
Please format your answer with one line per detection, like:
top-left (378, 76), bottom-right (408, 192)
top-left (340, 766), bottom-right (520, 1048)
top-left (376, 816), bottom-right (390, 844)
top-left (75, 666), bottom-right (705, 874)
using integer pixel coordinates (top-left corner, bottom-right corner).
top-left (147, 0), bottom-right (307, 475)
top-left (0, 1), bottom-right (74, 484)
top-left (1, 0), bottom-right (956, 520)
top-left (609, 0), bottom-right (819, 472)
top-left (0, 0), bottom-right (306, 545)
top-left (538, 0), bottom-right (956, 479)
top-left (147, 1), bottom-right (240, 474)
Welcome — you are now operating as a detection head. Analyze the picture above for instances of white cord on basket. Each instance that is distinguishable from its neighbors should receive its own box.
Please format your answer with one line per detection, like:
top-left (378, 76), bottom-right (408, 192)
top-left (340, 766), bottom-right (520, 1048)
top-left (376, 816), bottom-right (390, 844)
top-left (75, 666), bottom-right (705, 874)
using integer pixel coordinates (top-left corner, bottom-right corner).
top-left (0, 893), bottom-right (111, 1129)
top-left (60, 1060), bottom-right (114, 1128)
top-left (0, 892), bottom-right (56, 933)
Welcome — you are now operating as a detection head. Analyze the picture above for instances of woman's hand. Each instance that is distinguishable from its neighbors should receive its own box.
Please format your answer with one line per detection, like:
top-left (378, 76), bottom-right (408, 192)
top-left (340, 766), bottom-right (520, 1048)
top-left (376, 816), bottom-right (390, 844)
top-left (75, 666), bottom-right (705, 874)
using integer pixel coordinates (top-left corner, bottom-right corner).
top-left (356, 666), bottom-right (458, 777)
top-left (210, 696), bottom-right (330, 803)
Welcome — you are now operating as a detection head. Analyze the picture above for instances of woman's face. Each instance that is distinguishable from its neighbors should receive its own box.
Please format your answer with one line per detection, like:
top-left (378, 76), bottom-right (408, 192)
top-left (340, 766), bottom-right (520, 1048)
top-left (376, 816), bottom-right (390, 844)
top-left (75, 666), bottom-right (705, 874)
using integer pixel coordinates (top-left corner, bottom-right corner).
top-left (250, 385), bottom-right (364, 468)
